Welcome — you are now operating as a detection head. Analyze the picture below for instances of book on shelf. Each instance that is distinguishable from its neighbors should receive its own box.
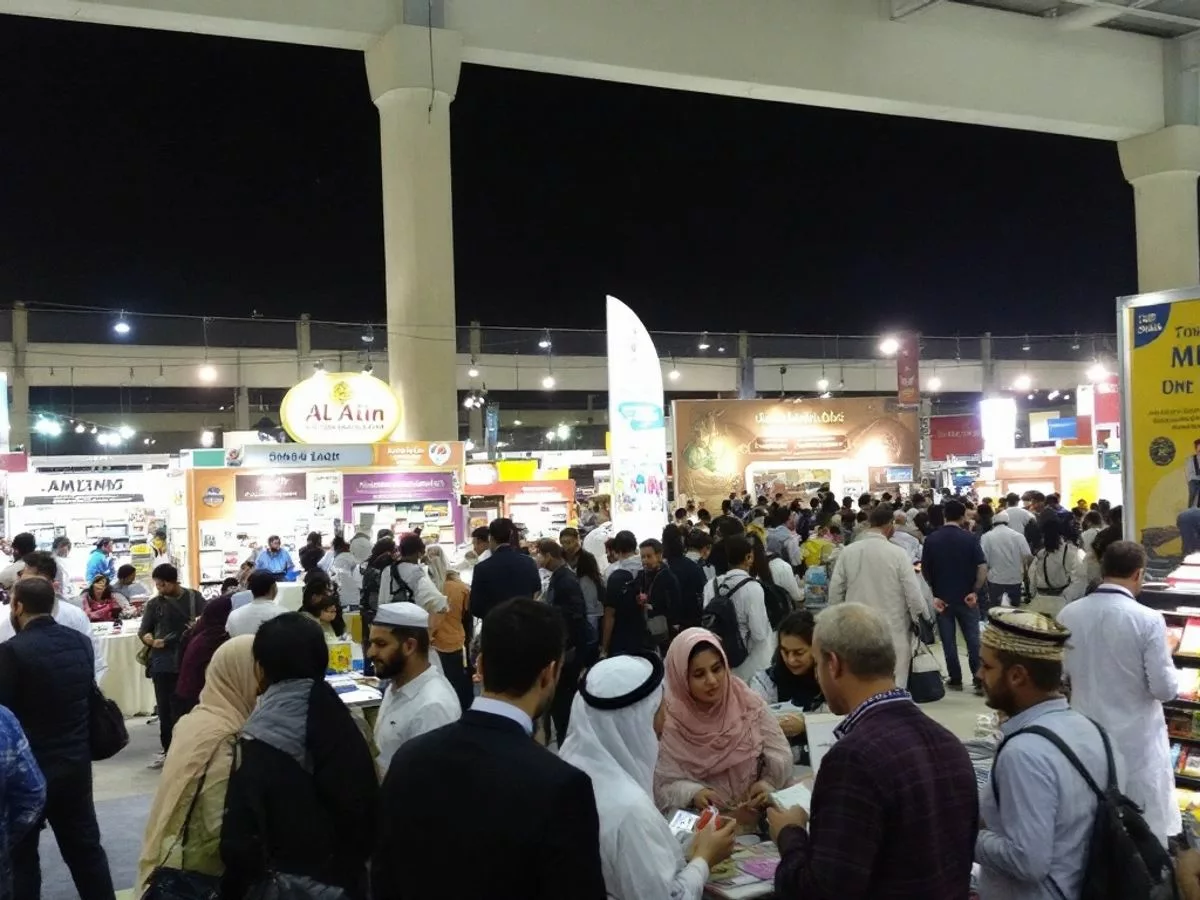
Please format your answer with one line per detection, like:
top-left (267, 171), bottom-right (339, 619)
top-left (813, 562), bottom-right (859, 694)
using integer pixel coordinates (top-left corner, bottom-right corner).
top-left (1182, 749), bottom-right (1200, 778)
top-left (1179, 619), bottom-right (1200, 657)
top-left (1180, 669), bottom-right (1200, 702)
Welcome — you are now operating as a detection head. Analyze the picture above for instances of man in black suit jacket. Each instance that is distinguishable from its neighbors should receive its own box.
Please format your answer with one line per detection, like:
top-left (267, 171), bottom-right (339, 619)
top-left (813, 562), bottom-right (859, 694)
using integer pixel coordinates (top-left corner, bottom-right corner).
top-left (372, 598), bottom-right (606, 900)
top-left (468, 518), bottom-right (542, 622)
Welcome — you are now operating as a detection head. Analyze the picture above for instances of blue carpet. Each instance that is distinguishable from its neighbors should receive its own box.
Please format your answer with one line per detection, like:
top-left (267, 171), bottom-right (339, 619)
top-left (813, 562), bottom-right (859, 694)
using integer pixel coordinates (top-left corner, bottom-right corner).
top-left (39, 793), bottom-right (148, 899)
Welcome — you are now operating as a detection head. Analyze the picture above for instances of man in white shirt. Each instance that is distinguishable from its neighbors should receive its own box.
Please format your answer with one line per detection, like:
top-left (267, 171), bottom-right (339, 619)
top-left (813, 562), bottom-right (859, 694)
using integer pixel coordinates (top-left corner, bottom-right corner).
top-left (702, 536), bottom-right (772, 683)
top-left (0, 534), bottom-right (73, 604)
top-left (226, 570), bottom-right (286, 638)
top-left (1058, 541), bottom-right (1179, 845)
top-left (0, 551), bottom-right (106, 680)
top-left (1001, 492), bottom-right (1034, 537)
top-left (368, 602), bottom-right (462, 775)
top-left (828, 504), bottom-right (928, 686)
top-left (981, 512), bottom-right (1032, 614)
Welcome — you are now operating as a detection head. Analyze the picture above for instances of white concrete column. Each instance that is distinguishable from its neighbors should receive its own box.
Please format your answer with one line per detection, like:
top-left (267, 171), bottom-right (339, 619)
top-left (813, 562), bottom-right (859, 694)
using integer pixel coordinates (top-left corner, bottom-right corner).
top-left (10, 303), bottom-right (29, 451)
top-left (366, 24), bottom-right (462, 441)
top-left (1119, 125), bottom-right (1200, 293)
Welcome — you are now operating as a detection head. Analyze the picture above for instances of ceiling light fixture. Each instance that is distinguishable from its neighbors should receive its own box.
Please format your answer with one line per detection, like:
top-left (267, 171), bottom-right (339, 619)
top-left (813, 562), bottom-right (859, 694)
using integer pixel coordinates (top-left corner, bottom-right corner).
top-left (927, 376), bottom-right (942, 392)
top-left (878, 336), bottom-right (900, 356)
top-left (1087, 362), bottom-right (1109, 382)
top-left (200, 430), bottom-right (215, 447)
top-left (1013, 374), bottom-right (1033, 392)
top-left (538, 330), bottom-right (552, 350)
top-left (361, 362), bottom-right (374, 376)
top-left (198, 363), bottom-right (217, 383)
top-left (467, 355), bottom-right (480, 379)
top-left (118, 425), bottom-right (135, 439)
top-left (112, 312), bottom-right (131, 336)
top-left (361, 326), bottom-right (375, 344)
top-left (668, 355), bottom-right (681, 381)
top-left (698, 332), bottom-right (711, 351)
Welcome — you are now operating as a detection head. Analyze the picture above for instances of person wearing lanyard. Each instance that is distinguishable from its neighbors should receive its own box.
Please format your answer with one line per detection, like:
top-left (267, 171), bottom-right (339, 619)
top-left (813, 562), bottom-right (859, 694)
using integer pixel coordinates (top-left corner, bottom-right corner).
top-left (1057, 540), bottom-right (1180, 846)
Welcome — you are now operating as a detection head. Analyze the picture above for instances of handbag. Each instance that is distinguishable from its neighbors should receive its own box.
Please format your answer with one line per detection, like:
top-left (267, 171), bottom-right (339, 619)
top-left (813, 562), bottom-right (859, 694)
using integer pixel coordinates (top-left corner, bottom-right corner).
top-left (141, 741), bottom-right (227, 900)
top-left (907, 638), bottom-right (945, 704)
top-left (911, 615), bottom-right (935, 647)
top-left (89, 683), bottom-right (129, 761)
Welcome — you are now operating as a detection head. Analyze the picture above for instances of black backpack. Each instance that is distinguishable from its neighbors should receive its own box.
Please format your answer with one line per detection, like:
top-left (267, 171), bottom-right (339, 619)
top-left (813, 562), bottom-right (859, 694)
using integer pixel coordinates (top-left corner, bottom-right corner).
top-left (701, 577), bottom-right (751, 668)
top-left (992, 720), bottom-right (1175, 900)
top-left (762, 556), bottom-right (797, 628)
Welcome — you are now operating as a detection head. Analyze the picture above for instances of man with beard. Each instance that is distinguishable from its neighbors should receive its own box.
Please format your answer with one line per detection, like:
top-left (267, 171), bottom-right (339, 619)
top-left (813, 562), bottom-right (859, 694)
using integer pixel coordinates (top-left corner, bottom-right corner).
top-left (368, 602), bottom-right (462, 776)
top-left (373, 598), bottom-right (605, 900)
top-left (975, 608), bottom-right (1116, 899)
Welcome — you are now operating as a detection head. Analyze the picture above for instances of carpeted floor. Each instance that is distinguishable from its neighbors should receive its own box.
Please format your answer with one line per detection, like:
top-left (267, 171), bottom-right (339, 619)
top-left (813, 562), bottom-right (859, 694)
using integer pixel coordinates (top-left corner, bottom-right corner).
top-left (37, 793), bottom-right (149, 899)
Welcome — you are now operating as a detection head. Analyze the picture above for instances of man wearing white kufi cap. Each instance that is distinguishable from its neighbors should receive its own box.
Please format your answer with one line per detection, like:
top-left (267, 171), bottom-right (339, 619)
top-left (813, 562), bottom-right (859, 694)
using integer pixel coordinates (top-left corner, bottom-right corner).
top-left (558, 653), bottom-right (736, 900)
top-left (369, 602), bottom-right (461, 775)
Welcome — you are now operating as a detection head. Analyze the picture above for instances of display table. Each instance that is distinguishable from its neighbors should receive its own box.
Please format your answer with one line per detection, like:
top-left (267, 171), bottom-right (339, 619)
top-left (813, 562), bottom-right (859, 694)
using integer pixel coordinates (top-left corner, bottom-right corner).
top-left (97, 627), bottom-right (157, 717)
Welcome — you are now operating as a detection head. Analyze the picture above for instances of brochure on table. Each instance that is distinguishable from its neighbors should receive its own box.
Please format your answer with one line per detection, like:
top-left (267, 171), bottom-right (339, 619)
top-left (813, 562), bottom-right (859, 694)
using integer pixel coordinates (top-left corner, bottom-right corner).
top-left (5, 470), bottom-right (171, 594)
top-left (180, 441), bottom-right (464, 595)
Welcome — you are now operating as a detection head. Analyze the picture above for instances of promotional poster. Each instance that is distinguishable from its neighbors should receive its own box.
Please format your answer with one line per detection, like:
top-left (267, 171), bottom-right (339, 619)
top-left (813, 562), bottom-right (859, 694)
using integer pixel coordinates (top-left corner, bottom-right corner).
top-left (1119, 288), bottom-right (1200, 568)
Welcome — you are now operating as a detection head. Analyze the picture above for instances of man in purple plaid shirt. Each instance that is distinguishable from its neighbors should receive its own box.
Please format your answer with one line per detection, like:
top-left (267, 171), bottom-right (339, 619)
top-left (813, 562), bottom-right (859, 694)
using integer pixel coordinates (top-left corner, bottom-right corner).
top-left (768, 603), bottom-right (977, 899)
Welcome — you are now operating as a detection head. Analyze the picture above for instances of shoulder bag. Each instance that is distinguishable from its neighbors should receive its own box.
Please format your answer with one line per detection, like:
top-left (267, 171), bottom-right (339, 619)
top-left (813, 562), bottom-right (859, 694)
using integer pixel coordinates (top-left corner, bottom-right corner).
top-left (89, 683), bottom-right (129, 761)
top-left (906, 636), bottom-right (945, 704)
top-left (141, 740), bottom-right (228, 900)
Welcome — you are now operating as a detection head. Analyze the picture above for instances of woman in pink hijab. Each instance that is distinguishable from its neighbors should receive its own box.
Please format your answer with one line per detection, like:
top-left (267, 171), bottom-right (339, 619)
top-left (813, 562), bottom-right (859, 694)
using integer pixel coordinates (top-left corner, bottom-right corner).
top-left (654, 627), bottom-right (792, 813)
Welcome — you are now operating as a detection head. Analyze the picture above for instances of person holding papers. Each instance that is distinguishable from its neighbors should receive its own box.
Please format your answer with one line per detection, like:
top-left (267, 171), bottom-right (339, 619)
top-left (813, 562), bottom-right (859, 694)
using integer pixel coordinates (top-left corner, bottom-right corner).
top-left (559, 652), bottom-right (736, 900)
top-left (367, 602), bottom-right (461, 775)
top-left (654, 627), bottom-right (792, 814)
top-left (750, 610), bottom-right (825, 765)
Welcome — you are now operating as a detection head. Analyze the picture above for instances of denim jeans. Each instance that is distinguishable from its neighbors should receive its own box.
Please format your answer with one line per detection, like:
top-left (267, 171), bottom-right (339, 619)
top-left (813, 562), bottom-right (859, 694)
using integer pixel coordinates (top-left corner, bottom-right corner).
top-left (936, 602), bottom-right (981, 685)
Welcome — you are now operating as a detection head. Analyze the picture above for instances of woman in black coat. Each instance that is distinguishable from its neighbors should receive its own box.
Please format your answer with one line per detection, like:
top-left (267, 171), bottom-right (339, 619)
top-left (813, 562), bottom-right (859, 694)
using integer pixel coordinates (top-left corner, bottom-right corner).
top-left (220, 613), bottom-right (378, 899)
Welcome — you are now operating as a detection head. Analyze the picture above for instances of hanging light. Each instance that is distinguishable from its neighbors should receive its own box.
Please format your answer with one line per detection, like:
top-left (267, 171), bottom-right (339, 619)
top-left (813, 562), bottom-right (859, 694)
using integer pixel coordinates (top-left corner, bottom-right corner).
top-left (545, 430), bottom-right (556, 441)
top-left (1070, 333), bottom-right (1081, 352)
top-left (668, 356), bottom-right (680, 381)
top-left (312, 360), bottom-right (326, 374)
top-left (927, 376), bottom-right (942, 392)
top-left (198, 363), bottom-right (217, 383)
top-left (118, 424), bottom-right (135, 439)
top-left (556, 423), bottom-right (571, 440)
top-left (541, 374), bottom-right (556, 390)
top-left (878, 335), bottom-right (900, 356)
top-left (112, 312), bottom-right (131, 336)
top-left (698, 332), bottom-right (711, 351)
top-left (143, 437), bottom-right (152, 446)
top-left (1021, 335), bottom-right (1031, 352)
top-left (513, 419), bottom-right (523, 426)
top-left (89, 426), bottom-right (97, 435)
top-left (1087, 362), bottom-right (1109, 382)
top-left (467, 355), bottom-right (480, 379)
top-left (361, 362), bottom-right (374, 376)
top-left (361, 326), bottom-right (375, 344)
top-left (74, 423), bottom-right (85, 434)
top-left (1047, 390), bottom-right (1061, 401)
top-left (200, 430), bottom-right (215, 448)
top-left (97, 433), bottom-right (111, 447)
top-left (1012, 374), bottom-right (1033, 392)
top-left (34, 418), bottom-right (61, 437)
top-left (817, 376), bottom-right (830, 392)
top-left (538, 330), bottom-right (552, 350)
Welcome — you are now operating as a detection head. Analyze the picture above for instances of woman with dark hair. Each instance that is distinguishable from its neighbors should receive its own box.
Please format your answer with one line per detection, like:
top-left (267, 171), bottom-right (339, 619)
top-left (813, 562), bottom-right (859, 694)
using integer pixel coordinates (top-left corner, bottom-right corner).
top-left (974, 503), bottom-right (994, 536)
top-left (1093, 505), bottom-right (1123, 561)
top-left (300, 578), bottom-right (347, 643)
top-left (174, 593), bottom-right (235, 720)
top-left (575, 549), bottom-right (606, 640)
top-left (81, 573), bottom-right (122, 622)
top-left (1026, 517), bottom-right (1086, 617)
top-left (220, 614), bottom-right (377, 899)
top-left (749, 610), bottom-right (824, 765)
top-left (926, 504), bottom-right (945, 531)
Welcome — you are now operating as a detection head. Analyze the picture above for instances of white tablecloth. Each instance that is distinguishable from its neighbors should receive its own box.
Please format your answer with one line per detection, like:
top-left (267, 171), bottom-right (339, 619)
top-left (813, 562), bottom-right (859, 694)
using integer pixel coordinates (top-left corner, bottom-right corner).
top-left (98, 630), bottom-right (157, 717)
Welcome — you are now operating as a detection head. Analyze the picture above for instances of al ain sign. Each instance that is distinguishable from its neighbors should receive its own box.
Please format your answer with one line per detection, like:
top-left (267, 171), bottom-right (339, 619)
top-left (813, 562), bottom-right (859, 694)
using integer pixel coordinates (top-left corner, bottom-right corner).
top-left (280, 373), bottom-right (401, 444)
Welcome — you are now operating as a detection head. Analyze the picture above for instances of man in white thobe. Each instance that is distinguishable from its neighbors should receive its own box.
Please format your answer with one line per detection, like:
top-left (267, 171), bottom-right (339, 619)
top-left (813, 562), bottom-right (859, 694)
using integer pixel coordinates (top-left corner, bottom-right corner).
top-left (367, 602), bottom-right (462, 775)
top-left (1057, 540), bottom-right (1179, 845)
top-left (827, 503), bottom-right (928, 686)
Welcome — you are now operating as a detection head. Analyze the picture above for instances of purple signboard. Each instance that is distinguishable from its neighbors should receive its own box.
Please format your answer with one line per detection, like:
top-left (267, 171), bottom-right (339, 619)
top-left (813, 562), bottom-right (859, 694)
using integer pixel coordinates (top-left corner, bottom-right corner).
top-left (341, 472), bottom-right (464, 544)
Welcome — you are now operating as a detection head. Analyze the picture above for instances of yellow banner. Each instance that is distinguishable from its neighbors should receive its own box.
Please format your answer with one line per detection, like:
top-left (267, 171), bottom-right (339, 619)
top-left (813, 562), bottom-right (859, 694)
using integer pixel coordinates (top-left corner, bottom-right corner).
top-left (1124, 295), bottom-right (1200, 567)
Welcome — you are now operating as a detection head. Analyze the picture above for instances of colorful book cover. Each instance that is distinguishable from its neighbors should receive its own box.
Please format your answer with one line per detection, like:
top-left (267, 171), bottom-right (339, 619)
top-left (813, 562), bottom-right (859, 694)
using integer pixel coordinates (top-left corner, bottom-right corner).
top-left (1169, 625), bottom-right (1187, 655)
top-left (1182, 749), bottom-right (1200, 778)
top-left (1180, 669), bottom-right (1200, 701)
top-left (706, 841), bottom-right (780, 900)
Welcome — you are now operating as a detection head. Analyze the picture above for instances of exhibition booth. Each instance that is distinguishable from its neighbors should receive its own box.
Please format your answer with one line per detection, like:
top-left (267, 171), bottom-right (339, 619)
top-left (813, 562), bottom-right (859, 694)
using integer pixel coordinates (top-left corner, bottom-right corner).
top-left (5, 469), bottom-right (170, 594)
top-left (463, 461), bottom-right (576, 539)
top-left (671, 397), bottom-right (920, 511)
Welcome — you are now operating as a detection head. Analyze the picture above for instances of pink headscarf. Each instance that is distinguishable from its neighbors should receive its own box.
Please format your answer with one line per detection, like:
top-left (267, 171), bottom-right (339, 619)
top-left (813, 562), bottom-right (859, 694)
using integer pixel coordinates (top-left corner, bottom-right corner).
top-left (659, 627), bottom-right (764, 788)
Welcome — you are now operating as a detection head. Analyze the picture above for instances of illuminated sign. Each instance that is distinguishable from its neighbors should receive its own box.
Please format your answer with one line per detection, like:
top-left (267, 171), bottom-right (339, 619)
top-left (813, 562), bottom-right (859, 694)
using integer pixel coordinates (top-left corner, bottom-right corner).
top-left (279, 373), bottom-right (401, 444)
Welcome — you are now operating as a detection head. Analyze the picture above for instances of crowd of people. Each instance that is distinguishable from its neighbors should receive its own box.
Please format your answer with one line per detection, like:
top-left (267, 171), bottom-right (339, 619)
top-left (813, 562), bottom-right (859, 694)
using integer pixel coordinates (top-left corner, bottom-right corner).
top-left (0, 485), bottom-right (1194, 899)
